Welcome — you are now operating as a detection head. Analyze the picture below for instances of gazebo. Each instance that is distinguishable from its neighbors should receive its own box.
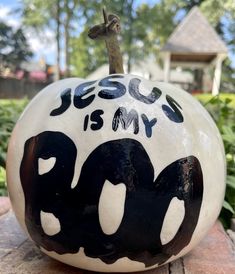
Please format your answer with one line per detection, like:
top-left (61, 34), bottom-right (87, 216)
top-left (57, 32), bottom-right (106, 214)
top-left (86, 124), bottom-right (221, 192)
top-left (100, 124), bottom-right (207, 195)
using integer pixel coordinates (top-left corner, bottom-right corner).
top-left (161, 6), bottom-right (228, 95)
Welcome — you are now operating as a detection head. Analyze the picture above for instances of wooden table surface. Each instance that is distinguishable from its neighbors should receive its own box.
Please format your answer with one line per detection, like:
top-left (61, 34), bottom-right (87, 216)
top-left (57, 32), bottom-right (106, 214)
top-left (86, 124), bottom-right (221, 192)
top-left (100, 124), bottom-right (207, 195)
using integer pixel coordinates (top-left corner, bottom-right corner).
top-left (0, 209), bottom-right (235, 274)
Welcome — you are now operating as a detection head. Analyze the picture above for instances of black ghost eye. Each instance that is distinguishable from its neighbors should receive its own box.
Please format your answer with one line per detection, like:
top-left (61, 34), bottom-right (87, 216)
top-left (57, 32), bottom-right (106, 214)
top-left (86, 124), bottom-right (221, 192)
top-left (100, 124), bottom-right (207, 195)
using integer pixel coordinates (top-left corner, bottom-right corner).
top-left (38, 157), bottom-right (56, 175)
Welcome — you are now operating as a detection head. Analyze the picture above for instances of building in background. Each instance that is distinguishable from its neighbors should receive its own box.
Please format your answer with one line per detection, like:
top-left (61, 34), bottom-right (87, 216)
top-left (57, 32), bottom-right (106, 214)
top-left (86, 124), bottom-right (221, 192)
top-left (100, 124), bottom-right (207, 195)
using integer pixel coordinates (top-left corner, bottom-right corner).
top-left (87, 60), bottom-right (193, 91)
top-left (161, 6), bottom-right (228, 95)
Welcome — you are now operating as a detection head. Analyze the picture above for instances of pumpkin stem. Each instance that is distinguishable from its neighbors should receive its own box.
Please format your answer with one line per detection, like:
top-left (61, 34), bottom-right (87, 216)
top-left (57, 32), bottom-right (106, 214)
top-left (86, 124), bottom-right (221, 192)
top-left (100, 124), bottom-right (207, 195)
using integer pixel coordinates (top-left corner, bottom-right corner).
top-left (88, 7), bottom-right (124, 75)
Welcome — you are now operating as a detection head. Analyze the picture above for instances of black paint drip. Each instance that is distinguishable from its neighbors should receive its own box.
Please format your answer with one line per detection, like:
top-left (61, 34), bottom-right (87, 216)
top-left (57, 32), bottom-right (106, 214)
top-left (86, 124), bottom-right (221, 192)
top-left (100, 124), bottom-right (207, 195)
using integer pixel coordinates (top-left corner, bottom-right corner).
top-left (20, 132), bottom-right (203, 267)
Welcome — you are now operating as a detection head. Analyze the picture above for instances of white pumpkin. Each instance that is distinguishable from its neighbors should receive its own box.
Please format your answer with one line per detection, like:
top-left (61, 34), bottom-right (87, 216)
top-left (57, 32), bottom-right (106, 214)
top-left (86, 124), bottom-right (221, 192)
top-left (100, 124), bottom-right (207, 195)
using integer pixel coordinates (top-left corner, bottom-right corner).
top-left (7, 74), bottom-right (226, 272)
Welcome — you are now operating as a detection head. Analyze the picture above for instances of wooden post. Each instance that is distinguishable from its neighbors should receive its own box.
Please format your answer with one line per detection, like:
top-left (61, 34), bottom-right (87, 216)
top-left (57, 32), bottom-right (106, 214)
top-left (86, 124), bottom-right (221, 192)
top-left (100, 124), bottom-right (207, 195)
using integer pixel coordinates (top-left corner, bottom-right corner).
top-left (163, 52), bottom-right (171, 82)
top-left (212, 54), bottom-right (225, 96)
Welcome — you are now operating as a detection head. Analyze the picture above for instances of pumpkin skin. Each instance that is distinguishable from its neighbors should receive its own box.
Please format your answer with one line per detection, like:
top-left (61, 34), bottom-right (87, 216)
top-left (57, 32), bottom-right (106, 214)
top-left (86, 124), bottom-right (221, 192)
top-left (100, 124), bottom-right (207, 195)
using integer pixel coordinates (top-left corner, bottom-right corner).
top-left (7, 74), bottom-right (225, 272)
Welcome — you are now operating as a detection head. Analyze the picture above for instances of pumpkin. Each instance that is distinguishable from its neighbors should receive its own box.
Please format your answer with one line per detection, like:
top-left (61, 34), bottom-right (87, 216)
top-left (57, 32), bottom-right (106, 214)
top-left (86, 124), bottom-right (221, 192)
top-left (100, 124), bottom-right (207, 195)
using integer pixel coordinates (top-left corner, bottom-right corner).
top-left (6, 9), bottom-right (225, 273)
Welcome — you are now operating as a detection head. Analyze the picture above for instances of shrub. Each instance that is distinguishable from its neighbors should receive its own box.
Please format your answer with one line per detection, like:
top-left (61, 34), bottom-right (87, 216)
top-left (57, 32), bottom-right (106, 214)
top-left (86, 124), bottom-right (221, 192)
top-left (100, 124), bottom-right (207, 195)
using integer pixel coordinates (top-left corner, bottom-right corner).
top-left (196, 94), bottom-right (235, 229)
top-left (0, 99), bottom-right (28, 195)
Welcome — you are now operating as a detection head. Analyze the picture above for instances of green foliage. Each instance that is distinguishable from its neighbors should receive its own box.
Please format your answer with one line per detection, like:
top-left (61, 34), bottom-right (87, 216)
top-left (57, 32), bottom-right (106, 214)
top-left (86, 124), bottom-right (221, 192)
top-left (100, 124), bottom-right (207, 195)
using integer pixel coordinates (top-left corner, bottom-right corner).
top-left (21, 0), bottom-right (55, 28)
top-left (0, 99), bottom-right (28, 196)
top-left (221, 59), bottom-right (235, 93)
top-left (196, 93), bottom-right (235, 108)
top-left (196, 93), bottom-right (235, 228)
top-left (68, 0), bottom-right (235, 84)
top-left (70, 29), bottom-right (107, 77)
top-left (0, 167), bottom-right (7, 196)
top-left (0, 22), bottom-right (32, 71)
top-left (200, 0), bottom-right (235, 28)
top-left (69, 0), bottom-right (179, 76)
top-left (18, 0), bottom-right (235, 86)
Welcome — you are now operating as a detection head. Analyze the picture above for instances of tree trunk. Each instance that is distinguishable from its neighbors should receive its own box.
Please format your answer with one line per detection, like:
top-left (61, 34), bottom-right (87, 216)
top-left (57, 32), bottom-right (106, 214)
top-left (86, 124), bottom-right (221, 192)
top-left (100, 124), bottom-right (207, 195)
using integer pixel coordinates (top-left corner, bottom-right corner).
top-left (55, 0), bottom-right (61, 81)
top-left (64, 0), bottom-right (76, 77)
top-left (64, 0), bottom-right (74, 77)
top-left (126, 0), bottom-right (134, 73)
top-left (64, 14), bottom-right (69, 77)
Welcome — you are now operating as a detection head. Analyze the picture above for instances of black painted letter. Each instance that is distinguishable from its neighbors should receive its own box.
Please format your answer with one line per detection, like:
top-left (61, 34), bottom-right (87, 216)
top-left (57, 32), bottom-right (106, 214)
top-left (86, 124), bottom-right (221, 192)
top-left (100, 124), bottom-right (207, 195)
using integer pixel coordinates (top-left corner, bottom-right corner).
top-left (112, 107), bottom-right (139, 134)
top-left (129, 78), bottom-right (162, 104)
top-left (141, 114), bottom-right (157, 138)
top-left (50, 88), bottom-right (72, 116)
top-left (98, 75), bottom-right (126, 99)
top-left (162, 95), bottom-right (184, 123)
top-left (90, 109), bottom-right (104, 131)
top-left (74, 80), bottom-right (97, 109)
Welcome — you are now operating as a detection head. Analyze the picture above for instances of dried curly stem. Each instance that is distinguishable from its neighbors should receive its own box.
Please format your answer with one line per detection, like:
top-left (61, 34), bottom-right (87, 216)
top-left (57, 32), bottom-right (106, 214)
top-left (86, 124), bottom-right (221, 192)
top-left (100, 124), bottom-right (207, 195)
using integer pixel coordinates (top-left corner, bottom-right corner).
top-left (88, 8), bottom-right (124, 74)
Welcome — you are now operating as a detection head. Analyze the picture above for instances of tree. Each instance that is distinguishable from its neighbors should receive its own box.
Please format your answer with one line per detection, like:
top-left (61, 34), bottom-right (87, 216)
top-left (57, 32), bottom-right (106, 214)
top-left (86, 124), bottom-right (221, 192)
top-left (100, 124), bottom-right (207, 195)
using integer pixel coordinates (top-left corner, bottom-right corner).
top-left (0, 22), bottom-right (32, 71)
top-left (199, 0), bottom-right (235, 52)
top-left (70, 28), bottom-right (107, 77)
top-left (19, 0), bottom-right (181, 77)
top-left (21, 0), bottom-right (62, 80)
top-left (20, 0), bottom-right (97, 79)
top-left (69, 0), bottom-right (180, 76)
top-left (18, 0), bottom-right (235, 90)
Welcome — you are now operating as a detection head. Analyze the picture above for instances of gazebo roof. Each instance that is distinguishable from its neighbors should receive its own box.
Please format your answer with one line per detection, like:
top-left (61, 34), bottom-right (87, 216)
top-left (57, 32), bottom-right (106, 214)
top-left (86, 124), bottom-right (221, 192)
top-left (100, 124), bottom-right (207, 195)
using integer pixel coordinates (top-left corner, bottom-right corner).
top-left (162, 6), bottom-right (227, 55)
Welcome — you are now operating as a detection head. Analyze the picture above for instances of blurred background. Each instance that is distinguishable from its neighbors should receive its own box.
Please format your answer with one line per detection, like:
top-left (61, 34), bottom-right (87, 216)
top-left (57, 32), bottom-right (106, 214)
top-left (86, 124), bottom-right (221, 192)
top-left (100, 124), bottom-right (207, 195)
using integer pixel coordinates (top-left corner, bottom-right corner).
top-left (0, 0), bottom-right (235, 228)
top-left (1, 0), bottom-right (235, 93)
